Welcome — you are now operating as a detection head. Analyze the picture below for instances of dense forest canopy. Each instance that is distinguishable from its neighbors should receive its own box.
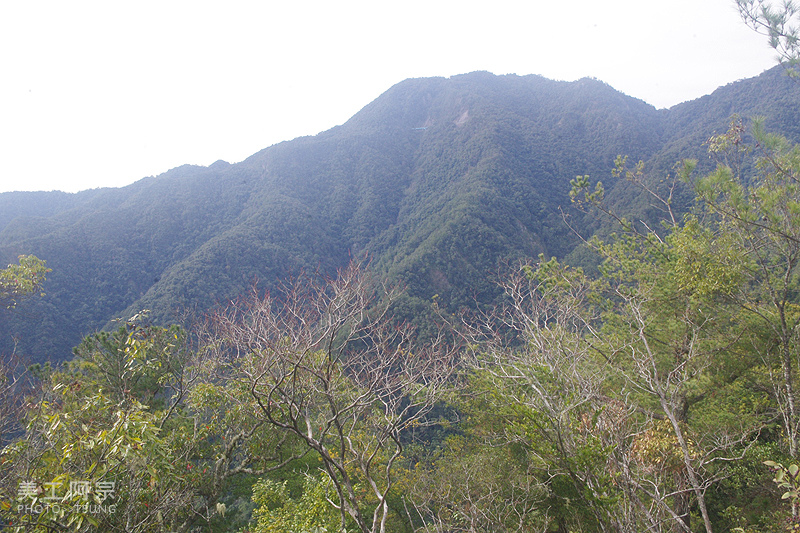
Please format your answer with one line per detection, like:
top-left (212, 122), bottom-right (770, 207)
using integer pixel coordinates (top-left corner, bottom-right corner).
top-left (2, 67), bottom-right (800, 363)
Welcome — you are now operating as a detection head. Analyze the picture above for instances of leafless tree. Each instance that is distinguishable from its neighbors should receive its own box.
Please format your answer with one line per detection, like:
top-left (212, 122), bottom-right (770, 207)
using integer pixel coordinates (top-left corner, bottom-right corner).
top-left (459, 257), bottom-right (760, 533)
top-left (202, 261), bottom-right (457, 533)
top-left (0, 350), bottom-right (33, 446)
top-left (405, 443), bottom-right (549, 533)
top-left (456, 260), bottom-right (633, 533)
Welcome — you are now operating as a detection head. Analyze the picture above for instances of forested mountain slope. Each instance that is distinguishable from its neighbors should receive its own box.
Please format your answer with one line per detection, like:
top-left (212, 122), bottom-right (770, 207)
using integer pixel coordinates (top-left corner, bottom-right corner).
top-left (1, 67), bottom-right (798, 362)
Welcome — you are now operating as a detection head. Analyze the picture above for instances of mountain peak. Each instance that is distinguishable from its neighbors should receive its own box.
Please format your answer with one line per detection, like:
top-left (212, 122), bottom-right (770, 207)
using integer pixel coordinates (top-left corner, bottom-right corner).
top-left (1, 67), bottom-right (796, 362)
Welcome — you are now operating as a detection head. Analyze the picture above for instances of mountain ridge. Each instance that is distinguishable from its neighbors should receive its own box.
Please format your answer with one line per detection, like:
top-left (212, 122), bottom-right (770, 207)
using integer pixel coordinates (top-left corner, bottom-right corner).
top-left (2, 66), bottom-right (797, 362)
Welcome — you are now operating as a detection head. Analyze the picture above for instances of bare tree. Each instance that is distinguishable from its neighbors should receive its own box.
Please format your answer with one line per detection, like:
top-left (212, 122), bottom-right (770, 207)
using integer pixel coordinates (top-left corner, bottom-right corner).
top-left (0, 351), bottom-right (33, 446)
top-left (457, 260), bottom-right (635, 533)
top-left (460, 253), bottom-right (762, 533)
top-left (405, 439), bottom-right (549, 533)
top-left (202, 261), bottom-right (457, 533)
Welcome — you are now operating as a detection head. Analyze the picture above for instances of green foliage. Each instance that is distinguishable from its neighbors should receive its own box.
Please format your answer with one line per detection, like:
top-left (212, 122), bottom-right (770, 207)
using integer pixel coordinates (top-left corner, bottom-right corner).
top-left (666, 215), bottom-right (743, 300)
top-left (694, 117), bottom-right (800, 459)
top-left (471, 367), bottom-right (614, 532)
top-left (0, 255), bottom-right (49, 309)
top-left (67, 321), bottom-right (188, 408)
top-left (405, 434), bottom-right (550, 533)
top-left (0, 327), bottom-right (188, 532)
top-left (764, 461), bottom-right (800, 503)
top-left (0, 320), bottom-right (299, 532)
top-left (739, 0), bottom-right (800, 76)
top-left (475, 130), bottom-right (796, 531)
top-left (250, 475), bottom-right (344, 533)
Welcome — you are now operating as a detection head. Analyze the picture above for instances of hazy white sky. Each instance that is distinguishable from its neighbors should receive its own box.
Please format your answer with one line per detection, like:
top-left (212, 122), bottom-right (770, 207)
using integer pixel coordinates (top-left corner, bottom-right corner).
top-left (0, 0), bottom-right (779, 194)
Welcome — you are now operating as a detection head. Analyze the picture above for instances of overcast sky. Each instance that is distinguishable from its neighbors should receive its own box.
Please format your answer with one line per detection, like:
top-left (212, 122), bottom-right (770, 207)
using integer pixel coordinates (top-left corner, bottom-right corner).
top-left (0, 0), bottom-right (780, 194)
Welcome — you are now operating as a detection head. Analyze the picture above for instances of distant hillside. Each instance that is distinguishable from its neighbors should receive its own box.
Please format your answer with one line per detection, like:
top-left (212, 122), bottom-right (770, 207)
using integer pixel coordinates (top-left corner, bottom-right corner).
top-left (2, 67), bottom-right (799, 362)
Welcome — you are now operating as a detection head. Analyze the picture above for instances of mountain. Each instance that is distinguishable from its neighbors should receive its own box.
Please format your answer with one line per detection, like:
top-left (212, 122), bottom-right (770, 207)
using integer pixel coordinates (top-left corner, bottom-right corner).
top-left (2, 67), bottom-right (799, 362)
